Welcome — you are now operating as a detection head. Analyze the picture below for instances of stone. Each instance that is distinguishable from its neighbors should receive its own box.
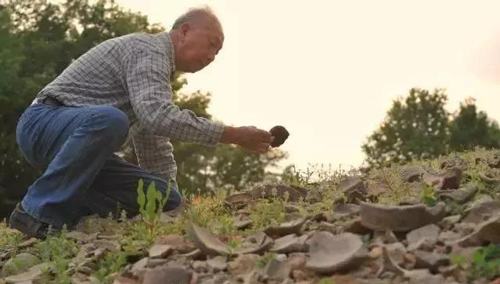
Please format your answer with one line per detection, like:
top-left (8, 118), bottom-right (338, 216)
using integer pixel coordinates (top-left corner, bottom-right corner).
top-left (148, 244), bottom-right (173, 259)
top-left (189, 224), bottom-right (231, 256)
top-left (332, 204), bottom-right (360, 218)
top-left (67, 231), bottom-right (92, 243)
top-left (264, 214), bottom-right (307, 237)
top-left (228, 254), bottom-right (259, 276)
top-left (224, 192), bottom-right (253, 209)
top-left (264, 257), bottom-right (291, 281)
top-left (270, 234), bottom-right (308, 254)
top-left (406, 224), bottom-right (441, 251)
top-left (142, 266), bottom-right (194, 284)
top-left (131, 258), bottom-right (148, 272)
top-left (400, 166), bottom-right (426, 183)
top-left (459, 215), bottom-right (500, 246)
top-left (154, 234), bottom-right (195, 254)
top-left (438, 185), bottom-right (477, 204)
top-left (344, 217), bottom-right (372, 235)
top-left (414, 250), bottom-right (450, 273)
top-left (360, 202), bottom-right (445, 232)
top-left (441, 167), bottom-right (462, 190)
top-left (17, 238), bottom-right (38, 249)
top-left (4, 263), bottom-right (49, 284)
top-left (305, 232), bottom-right (367, 273)
top-left (337, 176), bottom-right (367, 203)
top-left (207, 256), bottom-right (228, 272)
top-left (462, 200), bottom-right (500, 224)
top-left (1, 253), bottom-right (41, 277)
top-left (330, 275), bottom-right (360, 284)
top-left (270, 125), bottom-right (289, 147)
top-left (439, 215), bottom-right (462, 230)
top-left (192, 260), bottom-right (207, 273)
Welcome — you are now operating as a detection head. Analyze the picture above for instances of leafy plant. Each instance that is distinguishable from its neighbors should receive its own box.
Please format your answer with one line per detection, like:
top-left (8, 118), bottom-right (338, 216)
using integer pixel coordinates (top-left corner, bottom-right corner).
top-left (257, 252), bottom-right (277, 268)
top-left (469, 245), bottom-right (500, 280)
top-left (93, 251), bottom-right (128, 284)
top-left (137, 179), bottom-right (171, 237)
top-left (420, 184), bottom-right (437, 206)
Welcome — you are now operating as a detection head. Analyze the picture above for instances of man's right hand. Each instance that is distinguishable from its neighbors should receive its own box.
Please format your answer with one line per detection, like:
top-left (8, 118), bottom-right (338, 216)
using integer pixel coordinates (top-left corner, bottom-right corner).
top-left (220, 126), bottom-right (272, 153)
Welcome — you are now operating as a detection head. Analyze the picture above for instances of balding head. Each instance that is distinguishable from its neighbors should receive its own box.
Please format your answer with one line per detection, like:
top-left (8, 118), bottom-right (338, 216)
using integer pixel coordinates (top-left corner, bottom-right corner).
top-left (172, 6), bottom-right (222, 32)
top-left (169, 6), bottom-right (224, 73)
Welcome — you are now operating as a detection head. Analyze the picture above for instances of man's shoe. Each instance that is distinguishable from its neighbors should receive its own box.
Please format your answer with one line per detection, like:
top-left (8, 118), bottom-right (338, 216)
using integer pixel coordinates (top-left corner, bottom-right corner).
top-left (8, 203), bottom-right (61, 239)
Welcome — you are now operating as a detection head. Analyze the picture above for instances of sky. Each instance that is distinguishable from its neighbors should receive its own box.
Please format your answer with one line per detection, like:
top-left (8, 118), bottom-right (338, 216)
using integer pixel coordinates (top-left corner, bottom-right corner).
top-left (117, 0), bottom-right (500, 172)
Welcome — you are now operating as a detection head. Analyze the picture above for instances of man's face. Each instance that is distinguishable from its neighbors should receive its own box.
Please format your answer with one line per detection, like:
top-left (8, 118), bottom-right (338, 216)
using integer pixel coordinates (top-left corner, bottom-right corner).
top-left (177, 21), bottom-right (224, 73)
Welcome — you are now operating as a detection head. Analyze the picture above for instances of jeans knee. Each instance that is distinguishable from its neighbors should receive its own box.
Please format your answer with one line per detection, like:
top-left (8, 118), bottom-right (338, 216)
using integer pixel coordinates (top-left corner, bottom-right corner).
top-left (94, 106), bottom-right (129, 143)
top-left (164, 189), bottom-right (182, 211)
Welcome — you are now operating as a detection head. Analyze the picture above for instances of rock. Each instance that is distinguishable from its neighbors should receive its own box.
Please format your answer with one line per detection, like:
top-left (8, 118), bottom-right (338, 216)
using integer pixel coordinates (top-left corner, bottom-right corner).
top-left (270, 234), bottom-right (308, 254)
top-left (148, 244), bottom-right (173, 259)
top-left (459, 215), bottom-right (500, 246)
top-left (438, 231), bottom-right (462, 244)
top-left (4, 263), bottom-right (49, 284)
top-left (439, 215), bottom-right (462, 230)
top-left (154, 235), bottom-right (195, 254)
top-left (141, 266), bottom-right (194, 284)
top-left (360, 202), bottom-right (445, 232)
top-left (113, 275), bottom-right (140, 284)
top-left (438, 184), bottom-right (477, 204)
top-left (288, 253), bottom-right (307, 270)
top-left (264, 257), bottom-right (291, 281)
top-left (400, 166), bottom-right (426, 183)
top-left (337, 176), bottom-right (367, 203)
top-left (1, 253), bottom-right (41, 277)
top-left (224, 193), bottom-right (253, 209)
top-left (17, 238), bottom-right (38, 249)
top-left (385, 242), bottom-right (407, 265)
top-left (440, 156), bottom-right (467, 170)
top-left (270, 125), bottom-right (289, 147)
top-left (462, 200), bottom-right (500, 224)
top-left (441, 167), bottom-right (462, 190)
top-left (487, 152), bottom-right (500, 168)
top-left (343, 217), bottom-right (372, 235)
top-left (67, 231), bottom-right (92, 243)
top-left (414, 250), bottom-right (450, 273)
top-left (131, 257), bottom-right (148, 272)
top-left (330, 275), bottom-right (360, 284)
top-left (239, 232), bottom-right (273, 255)
top-left (189, 224), bottom-right (231, 256)
top-left (192, 260), bottom-right (207, 273)
top-left (264, 214), bottom-right (307, 237)
top-left (332, 204), bottom-right (360, 218)
top-left (207, 256), bottom-right (228, 272)
top-left (228, 254), bottom-right (259, 276)
top-left (305, 232), bottom-right (367, 273)
top-left (406, 224), bottom-right (441, 251)
top-left (234, 217), bottom-right (252, 231)
top-left (407, 269), bottom-right (446, 284)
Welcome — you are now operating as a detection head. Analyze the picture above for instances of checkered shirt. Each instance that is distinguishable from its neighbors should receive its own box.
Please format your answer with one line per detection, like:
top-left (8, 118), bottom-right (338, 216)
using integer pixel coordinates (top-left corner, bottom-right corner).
top-left (34, 32), bottom-right (225, 179)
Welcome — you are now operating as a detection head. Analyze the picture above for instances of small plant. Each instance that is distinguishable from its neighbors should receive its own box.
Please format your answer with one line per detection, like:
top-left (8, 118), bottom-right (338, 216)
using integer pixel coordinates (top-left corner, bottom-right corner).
top-left (420, 184), bottom-right (437, 206)
top-left (451, 245), bottom-right (500, 280)
top-left (257, 252), bottom-right (277, 268)
top-left (249, 198), bottom-right (286, 230)
top-left (317, 278), bottom-right (336, 284)
top-left (93, 251), bottom-right (128, 284)
top-left (137, 179), bottom-right (171, 237)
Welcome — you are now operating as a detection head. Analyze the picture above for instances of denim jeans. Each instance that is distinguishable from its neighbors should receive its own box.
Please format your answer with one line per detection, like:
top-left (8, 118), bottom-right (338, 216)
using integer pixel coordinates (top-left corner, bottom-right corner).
top-left (16, 103), bottom-right (182, 228)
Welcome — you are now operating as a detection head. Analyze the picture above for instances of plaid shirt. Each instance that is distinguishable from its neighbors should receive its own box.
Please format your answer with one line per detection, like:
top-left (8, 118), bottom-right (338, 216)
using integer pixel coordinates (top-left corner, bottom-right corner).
top-left (34, 32), bottom-right (225, 179)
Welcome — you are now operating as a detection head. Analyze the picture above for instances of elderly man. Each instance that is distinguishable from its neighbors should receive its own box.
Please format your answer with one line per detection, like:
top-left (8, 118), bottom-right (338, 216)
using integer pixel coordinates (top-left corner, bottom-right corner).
top-left (9, 7), bottom-right (273, 239)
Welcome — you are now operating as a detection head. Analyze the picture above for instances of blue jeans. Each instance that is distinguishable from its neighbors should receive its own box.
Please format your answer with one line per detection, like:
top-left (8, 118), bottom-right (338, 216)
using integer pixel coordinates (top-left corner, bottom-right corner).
top-left (16, 103), bottom-right (182, 228)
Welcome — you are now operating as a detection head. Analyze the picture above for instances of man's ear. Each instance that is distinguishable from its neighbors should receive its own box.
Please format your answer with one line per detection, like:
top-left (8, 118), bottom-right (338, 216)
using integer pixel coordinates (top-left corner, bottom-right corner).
top-left (179, 23), bottom-right (190, 40)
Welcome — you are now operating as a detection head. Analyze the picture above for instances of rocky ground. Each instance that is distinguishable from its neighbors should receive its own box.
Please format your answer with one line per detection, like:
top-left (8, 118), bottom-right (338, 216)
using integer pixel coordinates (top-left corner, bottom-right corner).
top-left (2, 149), bottom-right (500, 284)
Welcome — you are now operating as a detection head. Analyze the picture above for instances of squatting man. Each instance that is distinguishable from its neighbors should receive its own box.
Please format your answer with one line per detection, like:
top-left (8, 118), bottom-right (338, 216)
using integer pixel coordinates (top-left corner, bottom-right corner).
top-left (9, 6), bottom-right (289, 239)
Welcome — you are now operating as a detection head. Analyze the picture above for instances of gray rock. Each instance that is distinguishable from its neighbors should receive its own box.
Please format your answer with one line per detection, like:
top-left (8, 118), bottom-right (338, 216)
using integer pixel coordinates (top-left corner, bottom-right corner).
top-left (1, 253), bottom-right (41, 277)
top-left (207, 256), bottom-right (228, 272)
top-left (439, 185), bottom-right (477, 204)
top-left (131, 257), bottom-right (148, 272)
top-left (439, 215), bottom-right (461, 230)
top-left (148, 244), bottom-right (173, 259)
top-left (462, 200), bottom-right (500, 224)
top-left (4, 263), bottom-right (49, 284)
top-left (400, 166), bottom-right (426, 183)
top-left (264, 214), bottom-right (307, 237)
top-left (459, 215), bottom-right (500, 246)
top-left (189, 224), bottom-right (231, 256)
top-left (414, 250), bottom-right (450, 273)
top-left (270, 234), bottom-right (308, 254)
top-left (305, 232), bottom-right (367, 273)
top-left (67, 231), bottom-right (91, 243)
top-left (332, 204), bottom-right (360, 218)
top-left (406, 224), bottom-right (441, 251)
top-left (361, 202), bottom-right (446, 232)
top-left (142, 266), bottom-right (194, 284)
top-left (264, 257), bottom-right (291, 281)
top-left (228, 254), bottom-right (259, 276)
top-left (337, 176), bottom-right (367, 203)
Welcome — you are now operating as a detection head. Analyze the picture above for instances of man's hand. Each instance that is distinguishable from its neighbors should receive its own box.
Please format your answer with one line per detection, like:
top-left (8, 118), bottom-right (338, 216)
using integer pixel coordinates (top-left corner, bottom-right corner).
top-left (220, 126), bottom-right (272, 153)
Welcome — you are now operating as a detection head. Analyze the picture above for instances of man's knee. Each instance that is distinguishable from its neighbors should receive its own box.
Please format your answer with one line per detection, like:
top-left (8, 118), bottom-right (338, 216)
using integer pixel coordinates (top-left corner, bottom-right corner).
top-left (92, 106), bottom-right (129, 144)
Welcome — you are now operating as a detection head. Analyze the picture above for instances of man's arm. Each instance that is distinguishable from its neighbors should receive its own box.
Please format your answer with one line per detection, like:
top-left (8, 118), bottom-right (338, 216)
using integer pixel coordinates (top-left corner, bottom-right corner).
top-left (125, 46), bottom-right (224, 146)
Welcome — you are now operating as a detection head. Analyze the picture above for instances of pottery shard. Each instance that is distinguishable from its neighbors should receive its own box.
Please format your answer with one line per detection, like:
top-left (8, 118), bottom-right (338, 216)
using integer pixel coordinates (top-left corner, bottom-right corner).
top-left (270, 234), bottom-right (308, 254)
top-left (438, 184), bottom-right (478, 204)
top-left (148, 244), bottom-right (173, 259)
top-left (360, 202), bottom-right (445, 232)
top-left (142, 266), bottom-right (194, 284)
top-left (305, 232), bottom-right (367, 274)
top-left (189, 224), bottom-right (231, 256)
top-left (406, 224), bottom-right (441, 251)
top-left (462, 200), bottom-right (500, 224)
top-left (337, 176), bottom-right (367, 202)
top-left (264, 214), bottom-right (307, 237)
top-left (224, 192), bottom-right (253, 209)
top-left (459, 215), bottom-right (500, 247)
top-left (400, 166), bottom-right (426, 183)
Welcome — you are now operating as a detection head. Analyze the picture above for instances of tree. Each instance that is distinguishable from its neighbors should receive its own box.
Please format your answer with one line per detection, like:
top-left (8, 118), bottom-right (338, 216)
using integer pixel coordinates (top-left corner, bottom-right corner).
top-left (449, 97), bottom-right (500, 151)
top-left (362, 88), bottom-right (450, 166)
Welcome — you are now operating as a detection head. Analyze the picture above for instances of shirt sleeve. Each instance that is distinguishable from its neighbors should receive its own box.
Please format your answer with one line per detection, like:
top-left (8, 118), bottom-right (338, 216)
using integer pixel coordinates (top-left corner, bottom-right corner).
top-left (124, 46), bottom-right (224, 146)
top-left (132, 125), bottom-right (178, 180)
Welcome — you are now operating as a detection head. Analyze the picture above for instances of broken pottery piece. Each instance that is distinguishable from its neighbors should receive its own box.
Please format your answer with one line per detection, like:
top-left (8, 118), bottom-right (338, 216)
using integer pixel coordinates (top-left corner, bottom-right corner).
top-left (332, 204), bottom-right (360, 219)
top-left (458, 215), bottom-right (500, 247)
top-left (224, 193), bottom-right (253, 209)
top-left (270, 234), bottom-right (308, 254)
top-left (406, 224), bottom-right (441, 251)
top-left (264, 214), bottom-right (307, 237)
top-left (414, 250), bottom-right (450, 273)
top-left (305, 232), bottom-right (367, 273)
top-left (438, 184), bottom-right (478, 204)
top-left (360, 202), bottom-right (445, 232)
top-left (148, 244), bottom-right (173, 259)
top-left (336, 176), bottom-right (367, 203)
top-left (189, 224), bottom-right (231, 256)
top-left (142, 266), bottom-right (194, 284)
top-left (462, 200), bottom-right (500, 224)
